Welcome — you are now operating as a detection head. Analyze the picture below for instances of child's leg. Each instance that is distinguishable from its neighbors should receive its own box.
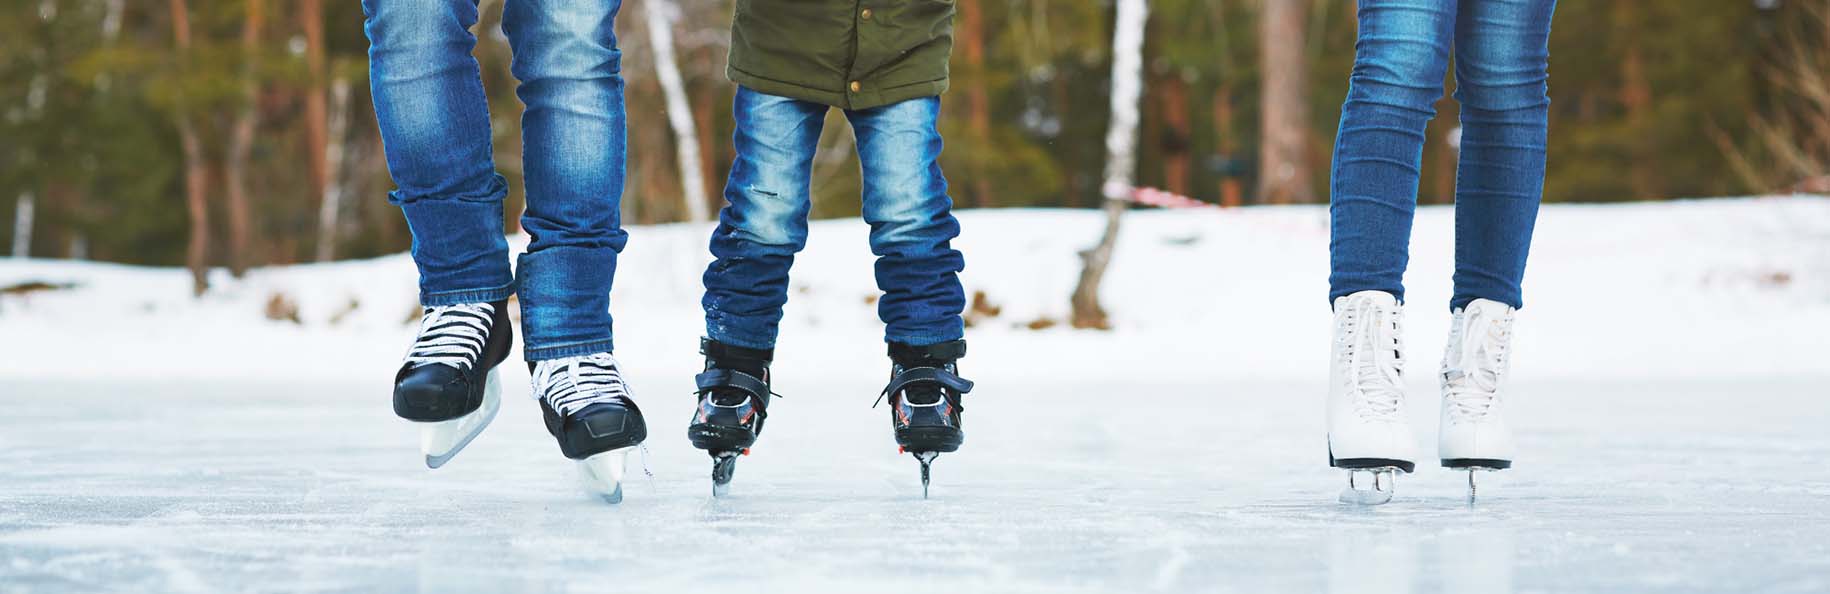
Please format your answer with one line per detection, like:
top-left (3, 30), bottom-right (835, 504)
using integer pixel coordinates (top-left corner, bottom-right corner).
top-left (501, 0), bottom-right (629, 361)
top-left (702, 87), bottom-right (828, 350)
top-left (844, 96), bottom-right (966, 347)
top-left (1326, 0), bottom-right (1458, 306)
top-left (1449, 0), bottom-right (1556, 311)
top-left (361, 0), bottom-right (514, 306)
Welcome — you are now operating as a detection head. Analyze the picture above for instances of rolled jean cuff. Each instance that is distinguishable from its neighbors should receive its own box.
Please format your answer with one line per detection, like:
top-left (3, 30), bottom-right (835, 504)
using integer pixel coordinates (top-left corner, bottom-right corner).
top-left (524, 338), bottom-right (617, 362)
top-left (704, 318), bottom-right (778, 351)
top-left (885, 325), bottom-right (965, 348)
top-left (421, 282), bottom-right (516, 307)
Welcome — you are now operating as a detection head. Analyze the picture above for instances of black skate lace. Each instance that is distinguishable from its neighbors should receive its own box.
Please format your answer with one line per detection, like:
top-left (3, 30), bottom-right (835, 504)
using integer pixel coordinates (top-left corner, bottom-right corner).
top-left (534, 353), bottom-right (632, 417)
top-left (404, 303), bottom-right (493, 370)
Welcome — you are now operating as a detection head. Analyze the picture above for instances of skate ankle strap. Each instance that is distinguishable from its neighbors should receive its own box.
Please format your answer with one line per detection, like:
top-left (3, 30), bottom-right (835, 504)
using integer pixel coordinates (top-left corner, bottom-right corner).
top-left (883, 367), bottom-right (974, 398)
top-left (695, 369), bottom-right (770, 400)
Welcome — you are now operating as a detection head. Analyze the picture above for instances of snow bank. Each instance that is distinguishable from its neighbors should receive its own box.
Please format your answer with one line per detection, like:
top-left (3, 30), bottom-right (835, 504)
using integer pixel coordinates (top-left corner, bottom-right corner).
top-left (2, 196), bottom-right (1825, 385)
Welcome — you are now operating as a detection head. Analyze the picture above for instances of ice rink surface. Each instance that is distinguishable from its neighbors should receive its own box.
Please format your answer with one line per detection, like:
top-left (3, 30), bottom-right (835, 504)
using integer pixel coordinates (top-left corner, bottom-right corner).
top-left (3, 373), bottom-right (1826, 593)
top-left (4, 199), bottom-right (1828, 591)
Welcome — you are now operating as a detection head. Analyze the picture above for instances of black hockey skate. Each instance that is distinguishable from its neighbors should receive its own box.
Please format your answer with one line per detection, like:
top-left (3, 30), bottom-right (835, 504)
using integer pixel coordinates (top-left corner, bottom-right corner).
top-left (394, 300), bottom-right (512, 469)
top-left (687, 339), bottom-right (776, 497)
top-left (532, 353), bottom-right (648, 504)
top-left (877, 340), bottom-right (973, 498)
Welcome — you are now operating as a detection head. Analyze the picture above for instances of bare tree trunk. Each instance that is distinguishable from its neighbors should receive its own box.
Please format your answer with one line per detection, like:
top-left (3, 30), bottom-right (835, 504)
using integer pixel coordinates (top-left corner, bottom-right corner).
top-left (1160, 73), bottom-right (1191, 198)
top-left (1214, 88), bottom-right (1243, 207)
top-left (224, 0), bottom-right (264, 276)
top-left (301, 0), bottom-right (332, 232)
top-left (644, 0), bottom-right (710, 222)
top-left (1257, 0), bottom-right (1315, 204)
top-left (315, 79), bottom-right (352, 262)
top-left (10, 193), bottom-right (32, 258)
top-left (170, 0), bottom-right (211, 295)
top-left (1069, 0), bottom-right (1148, 329)
top-left (960, 0), bottom-right (993, 208)
top-left (1616, 2), bottom-right (1657, 200)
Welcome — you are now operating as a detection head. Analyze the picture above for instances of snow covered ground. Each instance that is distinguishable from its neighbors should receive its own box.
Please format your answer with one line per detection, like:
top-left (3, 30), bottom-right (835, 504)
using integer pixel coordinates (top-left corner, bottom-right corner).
top-left (2, 197), bottom-right (1828, 592)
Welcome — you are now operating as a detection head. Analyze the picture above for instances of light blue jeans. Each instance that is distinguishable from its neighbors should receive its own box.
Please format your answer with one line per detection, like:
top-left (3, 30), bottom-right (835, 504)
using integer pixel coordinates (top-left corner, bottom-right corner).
top-left (363, 0), bottom-right (628, 360)
top-left (702, 87), bottom-right (967, 350)
top-left (1328, 0), bottom-right (1558, 310)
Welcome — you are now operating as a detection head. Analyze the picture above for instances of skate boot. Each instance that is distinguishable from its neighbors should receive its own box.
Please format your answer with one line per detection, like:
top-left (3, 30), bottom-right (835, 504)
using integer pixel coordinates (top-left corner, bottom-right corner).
top-left (878, 340), bottom-right (973, 499)
top-left (687, 339), bottom-right (776, 497)
top-left (531, 353), bottom-right (648, 504)
top-left (394, 300), bottom-right (512, 469)
top-left (1328, 290), bottom-right (1419, 505)
top-left (1440, 298), bottom-right (1519, 502)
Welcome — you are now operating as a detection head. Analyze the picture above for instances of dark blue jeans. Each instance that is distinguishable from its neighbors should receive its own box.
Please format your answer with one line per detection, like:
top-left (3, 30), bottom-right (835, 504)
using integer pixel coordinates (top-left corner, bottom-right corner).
top-left (1328, 0), bottom-right (1557, 310)
top-left (702, 87), bottom-right (967, 350)
top-left (363, 0), bottom-right (628, 360)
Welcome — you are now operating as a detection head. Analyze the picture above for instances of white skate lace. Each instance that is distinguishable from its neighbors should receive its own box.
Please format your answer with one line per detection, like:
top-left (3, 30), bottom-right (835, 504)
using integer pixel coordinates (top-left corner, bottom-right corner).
top-left (533, 353), bottom-right (632, 417)
top-left (1341, 296), bottom-right (1405, 421)
top-left (404, 303), bottom-right (494, 370)
top-left (1443, 307), bottom-right (1513, 422)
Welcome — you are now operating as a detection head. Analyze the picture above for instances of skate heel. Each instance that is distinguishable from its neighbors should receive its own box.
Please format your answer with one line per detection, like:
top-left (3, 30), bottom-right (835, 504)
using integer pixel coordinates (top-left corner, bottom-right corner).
top-left (417, 370), bottom-right (501, 469)
top-left (688, 424), bottom-right (756, 452)
top-left (577, 446), bottom-right (634, 504)
top-left (895, 426), bottom-right (963, 454)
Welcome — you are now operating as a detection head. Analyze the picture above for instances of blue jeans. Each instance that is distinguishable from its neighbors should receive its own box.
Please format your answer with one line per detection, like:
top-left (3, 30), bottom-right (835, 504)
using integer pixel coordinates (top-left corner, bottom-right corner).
top-left (363, 0), bottom-right (628, 360)
top-left (702, 87), bottom-right (967, 350)
top-left (1328, 0), bottom-right (1557, 310)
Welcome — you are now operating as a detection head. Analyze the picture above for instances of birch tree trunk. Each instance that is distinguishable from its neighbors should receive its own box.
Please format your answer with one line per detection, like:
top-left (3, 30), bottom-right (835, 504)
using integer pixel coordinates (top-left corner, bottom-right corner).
top-left (170, 0), bottom-right (211, 295)
top-left (315, 79), bottom-right (352, 262)
top-left (1069, 0), bottom-right (1148, 329)
top-left (644, 0), bottom-right (709, 222)
top-left (225, 0), bottom-right (264, 276)
top-left (10, 193), bottom-right (32, 258)
top-left (1257, 0), bottom-right (1315, 204)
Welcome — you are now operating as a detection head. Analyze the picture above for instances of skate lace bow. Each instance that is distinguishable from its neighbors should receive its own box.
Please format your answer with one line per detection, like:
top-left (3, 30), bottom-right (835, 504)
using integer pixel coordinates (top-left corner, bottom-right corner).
top-left (1343, 298), bottom-right (1404, 421)
top-left (1443, 308), bottom-right (1513, 421)
top-left (536, 353), bottom-right (632, 417)
top-left (404, 303), bottom-right (494, 370)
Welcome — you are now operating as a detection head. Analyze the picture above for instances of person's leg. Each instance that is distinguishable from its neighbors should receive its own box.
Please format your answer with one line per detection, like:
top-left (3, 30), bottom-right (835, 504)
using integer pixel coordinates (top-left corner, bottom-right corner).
top-left (501, 0), bottom-right (627, 360)
top-left (362, 0), bottom-right (513, 305)
top-left (1327, 0), bottom-right (1458, 306)
top-left (702, 87), bottom-right (827, 350)
top-left (844, 96), bottom-right (966, 346)
top-left (1449, 0), bottom-right (1557, 310)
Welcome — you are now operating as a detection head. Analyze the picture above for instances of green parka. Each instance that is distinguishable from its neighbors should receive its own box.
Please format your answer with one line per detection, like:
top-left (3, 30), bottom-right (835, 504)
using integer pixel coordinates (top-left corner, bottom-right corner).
top-left (727, 0), bottom-right (956, 110)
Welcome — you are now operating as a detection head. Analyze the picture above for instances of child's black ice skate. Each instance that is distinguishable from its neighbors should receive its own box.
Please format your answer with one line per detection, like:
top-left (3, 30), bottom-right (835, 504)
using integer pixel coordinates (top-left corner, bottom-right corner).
top-left (532, 353), bottom-right (648, 504)
top-left (877, 340), bottom-right (973, 499)
top-left (393, 300), bottom-right (512, 469)
top-left (687, 339), bottom-right (776, 497)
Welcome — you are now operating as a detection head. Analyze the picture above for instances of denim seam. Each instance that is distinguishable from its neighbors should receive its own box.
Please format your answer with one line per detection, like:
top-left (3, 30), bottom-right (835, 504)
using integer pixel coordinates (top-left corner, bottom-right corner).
top-left (524, 338), bottom-right (617, 361)
top-left (420, 282), bottom-right (516, 307)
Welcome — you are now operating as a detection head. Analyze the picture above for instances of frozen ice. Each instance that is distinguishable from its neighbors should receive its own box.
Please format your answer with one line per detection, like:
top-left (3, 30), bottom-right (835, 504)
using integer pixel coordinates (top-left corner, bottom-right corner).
top-left (3, 375), bottom-right (1828, 592)
top-left (3, 199), bottom-right (1828, 591)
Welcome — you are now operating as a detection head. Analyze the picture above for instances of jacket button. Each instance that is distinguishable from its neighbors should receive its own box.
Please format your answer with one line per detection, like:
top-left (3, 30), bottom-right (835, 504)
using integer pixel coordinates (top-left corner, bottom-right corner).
top-left (860, 8), bottom-right (873, 20)
top-left (849, 81), bottom-right (862, 92)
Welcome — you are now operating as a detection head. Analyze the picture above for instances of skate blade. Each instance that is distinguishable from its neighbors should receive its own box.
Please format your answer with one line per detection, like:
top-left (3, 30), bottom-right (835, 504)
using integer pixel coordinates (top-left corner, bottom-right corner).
top-left (1465, 467), bottom-right (1502, 505)
top-left (913, 452), bottom-right (939, 500)
top-left (710, 452), bottom-right (740, 498)
top-left (1337, 467), bottom-right (1401, 506)
top-left (577, 447), bottom-right (635, 505)
top-left (418, 370), bottom-right (501, 469)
